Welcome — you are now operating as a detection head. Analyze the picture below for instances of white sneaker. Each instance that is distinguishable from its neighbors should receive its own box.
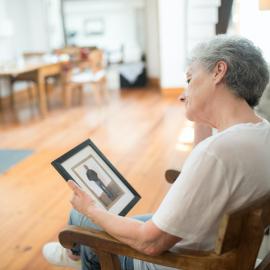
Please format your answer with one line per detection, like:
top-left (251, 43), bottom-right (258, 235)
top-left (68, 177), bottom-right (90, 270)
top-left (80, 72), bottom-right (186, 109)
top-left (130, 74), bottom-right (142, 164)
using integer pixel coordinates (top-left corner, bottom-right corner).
top-left (42, 242), bottom-right (81, 269)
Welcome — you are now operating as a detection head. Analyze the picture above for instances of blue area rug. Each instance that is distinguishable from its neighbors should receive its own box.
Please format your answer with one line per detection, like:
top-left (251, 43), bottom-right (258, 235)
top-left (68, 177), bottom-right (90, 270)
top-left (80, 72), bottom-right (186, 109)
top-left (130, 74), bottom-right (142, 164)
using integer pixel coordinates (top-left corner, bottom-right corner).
top-left (0, 149), bottom-right (33, 174)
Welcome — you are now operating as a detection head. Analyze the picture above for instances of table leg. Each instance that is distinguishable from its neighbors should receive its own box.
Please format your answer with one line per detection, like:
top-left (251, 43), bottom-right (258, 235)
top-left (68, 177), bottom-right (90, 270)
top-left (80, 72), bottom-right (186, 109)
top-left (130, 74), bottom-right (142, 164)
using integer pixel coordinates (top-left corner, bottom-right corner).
top-left (10, 79), bottom-right (16, 108)
top-left (37, 72), bottom-right (48, 117)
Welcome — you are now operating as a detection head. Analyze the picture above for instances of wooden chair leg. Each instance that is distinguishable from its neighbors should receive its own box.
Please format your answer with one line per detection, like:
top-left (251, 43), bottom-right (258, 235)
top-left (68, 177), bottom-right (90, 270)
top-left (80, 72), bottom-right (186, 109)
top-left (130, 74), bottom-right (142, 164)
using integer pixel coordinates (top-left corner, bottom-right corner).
top-left (27, 82), bottom-right (37, 108)
top-left (44, 80), bottom-right (51, 109)
top-left (91, 82), bottom-right (102, 105)
top-left (78, 85), bottom-right (83, 105)
top-left (0, 86), bottom-right (3, 111)
top-left (94, 250), bottom-right (121, 270)
top-left (63, 85), bottom-right (73, 108)
top-left (101, 78), bottom-right (109, 102)
top-left (9, 84), bottom-right (15, 108)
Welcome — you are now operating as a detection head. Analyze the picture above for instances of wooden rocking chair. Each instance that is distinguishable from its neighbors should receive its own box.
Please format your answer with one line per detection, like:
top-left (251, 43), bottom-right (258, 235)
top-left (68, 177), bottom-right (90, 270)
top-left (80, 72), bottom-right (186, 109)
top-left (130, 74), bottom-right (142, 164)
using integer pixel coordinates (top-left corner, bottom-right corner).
top-left (59, 170), bottom-right (270, 270)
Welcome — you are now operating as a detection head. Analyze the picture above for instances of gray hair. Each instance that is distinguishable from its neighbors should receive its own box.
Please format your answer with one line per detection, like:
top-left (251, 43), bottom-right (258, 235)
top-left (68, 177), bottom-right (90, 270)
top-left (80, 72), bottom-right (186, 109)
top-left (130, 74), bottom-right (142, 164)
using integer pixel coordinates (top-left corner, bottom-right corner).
top-left (189, 35), bottom-right (269, 107)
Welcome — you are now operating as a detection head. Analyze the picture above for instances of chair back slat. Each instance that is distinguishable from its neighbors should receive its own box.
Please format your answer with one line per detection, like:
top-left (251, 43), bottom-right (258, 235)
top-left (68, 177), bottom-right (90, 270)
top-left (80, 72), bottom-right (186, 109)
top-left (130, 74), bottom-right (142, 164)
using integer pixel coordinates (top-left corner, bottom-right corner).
top-left (234, 208), bottom-right (265, 270)
top-left (215, 211), bottom-right (244, 255)
top-left (261, 203), bottom-right (270, 229)
top-left (214, 193), bottom-right (270, 269)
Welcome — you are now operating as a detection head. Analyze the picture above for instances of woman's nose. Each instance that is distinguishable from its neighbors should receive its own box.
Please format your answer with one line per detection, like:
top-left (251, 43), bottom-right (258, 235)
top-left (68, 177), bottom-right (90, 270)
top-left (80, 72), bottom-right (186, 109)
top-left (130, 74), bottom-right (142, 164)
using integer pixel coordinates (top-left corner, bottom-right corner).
top-left (179, 92), bottom-right (187, 102)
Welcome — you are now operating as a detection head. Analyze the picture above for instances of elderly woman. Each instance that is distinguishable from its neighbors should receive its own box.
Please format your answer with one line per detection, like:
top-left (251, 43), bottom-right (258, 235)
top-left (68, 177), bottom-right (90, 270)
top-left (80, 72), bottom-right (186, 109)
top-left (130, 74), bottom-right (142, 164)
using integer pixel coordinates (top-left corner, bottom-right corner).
top-left (43, 35), bottom-right (270, 270)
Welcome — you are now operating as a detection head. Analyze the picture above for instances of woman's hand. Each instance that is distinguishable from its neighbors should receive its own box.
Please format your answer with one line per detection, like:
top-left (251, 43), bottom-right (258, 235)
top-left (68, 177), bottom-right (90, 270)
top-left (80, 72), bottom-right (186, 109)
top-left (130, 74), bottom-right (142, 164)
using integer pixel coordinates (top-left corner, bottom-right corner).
top-left (67, 180), bottom-right (96, 216)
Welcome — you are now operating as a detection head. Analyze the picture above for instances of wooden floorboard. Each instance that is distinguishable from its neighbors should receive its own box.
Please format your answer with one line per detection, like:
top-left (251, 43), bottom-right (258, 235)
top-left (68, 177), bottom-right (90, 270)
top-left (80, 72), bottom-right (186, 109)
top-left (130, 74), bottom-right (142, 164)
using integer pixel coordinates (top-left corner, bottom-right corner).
top-left (0, 88), bottom-right (193, 270)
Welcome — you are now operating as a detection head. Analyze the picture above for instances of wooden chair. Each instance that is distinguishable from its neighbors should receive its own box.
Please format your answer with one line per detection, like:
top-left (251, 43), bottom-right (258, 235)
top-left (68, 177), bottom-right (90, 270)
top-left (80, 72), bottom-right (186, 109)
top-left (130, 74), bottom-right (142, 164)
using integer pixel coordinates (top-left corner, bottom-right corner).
top-left (88, 49), bottom-right (108, 105)
top-left (62, 48), bottom-right (108, 107)
top-left (21, 52), bottom-right (57, 109)
top-left (59, 171), bottom-right (270, 270)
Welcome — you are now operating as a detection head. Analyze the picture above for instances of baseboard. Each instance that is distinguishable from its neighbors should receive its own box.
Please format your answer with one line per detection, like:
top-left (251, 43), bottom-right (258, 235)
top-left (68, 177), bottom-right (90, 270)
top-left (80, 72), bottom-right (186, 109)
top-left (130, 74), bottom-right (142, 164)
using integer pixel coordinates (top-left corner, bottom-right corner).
top-left (161, 87), bottom-right (185, 96)
top-left (148, 77), bottom-right (160, 88)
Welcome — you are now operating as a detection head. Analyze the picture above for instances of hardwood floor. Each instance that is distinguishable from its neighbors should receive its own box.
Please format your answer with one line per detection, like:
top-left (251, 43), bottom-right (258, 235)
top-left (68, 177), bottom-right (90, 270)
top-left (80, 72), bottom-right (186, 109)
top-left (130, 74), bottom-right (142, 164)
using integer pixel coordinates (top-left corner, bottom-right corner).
top-left (0, 88), bottom-right (193, 270)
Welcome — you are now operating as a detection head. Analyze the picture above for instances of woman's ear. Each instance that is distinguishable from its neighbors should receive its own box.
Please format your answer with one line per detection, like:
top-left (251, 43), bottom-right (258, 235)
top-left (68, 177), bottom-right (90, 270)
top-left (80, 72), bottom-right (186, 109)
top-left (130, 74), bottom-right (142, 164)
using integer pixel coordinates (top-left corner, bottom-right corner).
top-left (213, 61), bottom-right (227, 84)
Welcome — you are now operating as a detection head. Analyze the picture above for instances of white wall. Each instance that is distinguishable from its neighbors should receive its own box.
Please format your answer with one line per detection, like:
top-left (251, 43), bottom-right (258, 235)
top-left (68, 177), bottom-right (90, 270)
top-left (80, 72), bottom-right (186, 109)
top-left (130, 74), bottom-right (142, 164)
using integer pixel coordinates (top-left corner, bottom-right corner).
top-left (0, 0), bottom-right (15, 62)
top-left (238, 0), bottom-right (270, 62)
top-left (158, 0), bottom-right (187, 88)
top-left (24, 0), bottom-right (50, 52)
top-left (136, 7), bottom-right (146, 53)
top-left (47, 0), bottom-right (64, 49)
top-left (187, 0), bottom-right (220, 54)
top-left (157, 0), bottom-right (220, 90)
top-left (64, 0), bottom-right (145, 53)
top-left (0, 0), bottom-right (51, 96)
top-left (3, 0), bottom-right (50, 56)
top-left (145, 0), bottom-right (160, 78)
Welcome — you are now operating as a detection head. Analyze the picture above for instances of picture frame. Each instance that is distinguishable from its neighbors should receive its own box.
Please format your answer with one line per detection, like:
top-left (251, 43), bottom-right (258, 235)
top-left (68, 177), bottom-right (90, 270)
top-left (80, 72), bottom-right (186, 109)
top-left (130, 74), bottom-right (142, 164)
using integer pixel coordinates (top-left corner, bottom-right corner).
top-left (84, 18), bottom-right (105, 36)
top-left (51, 139), bottom-right (141, 216)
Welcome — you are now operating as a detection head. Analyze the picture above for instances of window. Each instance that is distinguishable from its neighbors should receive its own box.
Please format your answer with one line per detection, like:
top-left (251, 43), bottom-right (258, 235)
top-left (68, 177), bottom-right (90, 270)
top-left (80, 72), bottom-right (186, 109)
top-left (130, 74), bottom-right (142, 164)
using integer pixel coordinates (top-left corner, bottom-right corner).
top-left (229, 0), bottom-right (270, 62)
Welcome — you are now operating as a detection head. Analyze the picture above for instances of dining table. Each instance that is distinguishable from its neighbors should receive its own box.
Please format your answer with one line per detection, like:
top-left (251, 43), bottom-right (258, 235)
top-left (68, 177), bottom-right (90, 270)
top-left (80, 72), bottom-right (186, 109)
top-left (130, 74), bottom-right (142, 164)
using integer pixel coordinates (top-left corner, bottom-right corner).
top-left (0, 55), bottom-right (69, 117)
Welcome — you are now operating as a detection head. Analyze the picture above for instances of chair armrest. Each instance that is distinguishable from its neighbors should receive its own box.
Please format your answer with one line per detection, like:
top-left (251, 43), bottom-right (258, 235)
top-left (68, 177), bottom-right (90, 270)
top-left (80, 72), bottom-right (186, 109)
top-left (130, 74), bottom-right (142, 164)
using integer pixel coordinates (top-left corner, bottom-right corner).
top-left (165, 169), bottom-right (181, 184)
top-left (59, 225), bottom-right (232, 269)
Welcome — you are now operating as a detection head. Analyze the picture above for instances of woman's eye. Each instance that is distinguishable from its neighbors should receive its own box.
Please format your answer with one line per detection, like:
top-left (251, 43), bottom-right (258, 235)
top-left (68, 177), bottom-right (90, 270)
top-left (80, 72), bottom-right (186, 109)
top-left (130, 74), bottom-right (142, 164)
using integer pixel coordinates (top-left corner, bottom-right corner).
top-left (187, 79), bottom-right (191, 84)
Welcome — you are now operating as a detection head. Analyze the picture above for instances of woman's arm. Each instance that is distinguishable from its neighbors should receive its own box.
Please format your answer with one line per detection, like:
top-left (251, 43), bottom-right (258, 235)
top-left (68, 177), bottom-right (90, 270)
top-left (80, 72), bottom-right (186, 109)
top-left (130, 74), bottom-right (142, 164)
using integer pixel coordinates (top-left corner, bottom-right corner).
top-left (68, 180), bottom-right (181, 256)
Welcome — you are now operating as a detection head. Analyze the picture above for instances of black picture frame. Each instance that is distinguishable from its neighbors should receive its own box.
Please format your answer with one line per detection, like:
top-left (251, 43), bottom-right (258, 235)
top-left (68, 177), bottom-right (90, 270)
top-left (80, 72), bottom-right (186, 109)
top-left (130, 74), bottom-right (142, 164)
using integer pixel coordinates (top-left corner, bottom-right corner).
top-left (51, 139), bottom-right (141, 216)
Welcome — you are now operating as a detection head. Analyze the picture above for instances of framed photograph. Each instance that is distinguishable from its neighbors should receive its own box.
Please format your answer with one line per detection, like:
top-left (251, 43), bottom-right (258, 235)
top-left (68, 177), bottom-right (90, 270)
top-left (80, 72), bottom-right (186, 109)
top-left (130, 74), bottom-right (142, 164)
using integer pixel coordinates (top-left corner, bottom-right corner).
top-left (84, 18), bottom-right (105, 36)
top-left (51, 139), bottom-right (141, 216)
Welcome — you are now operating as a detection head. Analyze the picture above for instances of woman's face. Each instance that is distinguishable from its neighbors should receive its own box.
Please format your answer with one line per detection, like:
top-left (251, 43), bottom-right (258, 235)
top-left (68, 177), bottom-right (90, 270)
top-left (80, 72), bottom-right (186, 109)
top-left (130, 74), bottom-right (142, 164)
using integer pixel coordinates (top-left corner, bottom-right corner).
top-left (182, 61), bottom-right (214, 122)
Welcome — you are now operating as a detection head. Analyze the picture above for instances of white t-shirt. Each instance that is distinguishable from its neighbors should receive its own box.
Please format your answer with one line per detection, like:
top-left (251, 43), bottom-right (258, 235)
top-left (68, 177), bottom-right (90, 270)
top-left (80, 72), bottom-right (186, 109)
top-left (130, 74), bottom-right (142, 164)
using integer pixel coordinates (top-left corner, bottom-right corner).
top-left (134, 120), bottom-right (270, 270)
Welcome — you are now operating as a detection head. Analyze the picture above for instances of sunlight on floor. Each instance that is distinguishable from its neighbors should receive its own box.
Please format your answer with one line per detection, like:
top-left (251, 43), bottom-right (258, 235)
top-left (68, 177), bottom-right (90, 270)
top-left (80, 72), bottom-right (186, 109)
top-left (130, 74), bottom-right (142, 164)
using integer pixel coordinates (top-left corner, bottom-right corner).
top-left (175, 120), bottom-right (194, 152)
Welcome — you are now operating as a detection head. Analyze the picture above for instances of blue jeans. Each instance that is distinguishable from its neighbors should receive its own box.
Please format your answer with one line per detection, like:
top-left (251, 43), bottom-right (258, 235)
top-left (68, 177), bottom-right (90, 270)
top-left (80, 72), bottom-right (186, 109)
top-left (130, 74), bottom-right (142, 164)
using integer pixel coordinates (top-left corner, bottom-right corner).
top-left (68, 209), bottom-right (152, 270)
